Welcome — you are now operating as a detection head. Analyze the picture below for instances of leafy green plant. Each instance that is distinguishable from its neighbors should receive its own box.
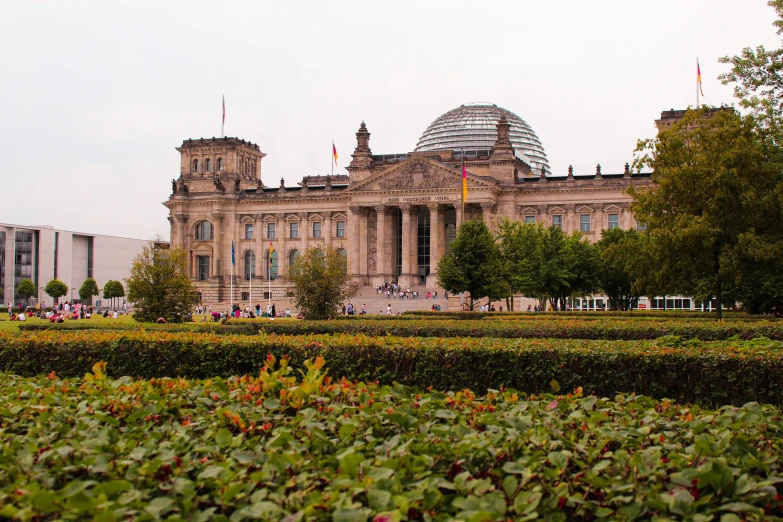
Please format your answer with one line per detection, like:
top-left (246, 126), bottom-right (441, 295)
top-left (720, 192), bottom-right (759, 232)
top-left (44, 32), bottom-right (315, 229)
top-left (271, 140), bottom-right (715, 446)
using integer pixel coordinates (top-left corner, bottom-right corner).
top-left (1, 361), bottom-right (783, 520)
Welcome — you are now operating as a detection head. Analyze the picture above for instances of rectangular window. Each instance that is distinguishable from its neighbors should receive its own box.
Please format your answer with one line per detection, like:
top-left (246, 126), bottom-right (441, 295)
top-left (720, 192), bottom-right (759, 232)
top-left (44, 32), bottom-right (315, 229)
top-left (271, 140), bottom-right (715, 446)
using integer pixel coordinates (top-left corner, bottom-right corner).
top-left (53, 232), bottom-right (59, 279)
top-left (336, 221), bottom-right (345, 238)
top-left (289, 222), bottom-right (299, 239)
top-left (87, 236), bottom-right (94, 278)
top-left (552, 215), bottom-right (562, 229)
top-left (244, 224), bottom-right (253, 240)
top-left (525, 216), bottom-right (535, 224)
top-left (197, 256), bottom-right (210, 281)
top-left (267, 223), bottom-right (275, 239)
top-left (312, 222), bottom-right (321, 238)
top-left (608, 214), bottom-right (619, 229)
top-left (580, 214), bottom-right (591, 232)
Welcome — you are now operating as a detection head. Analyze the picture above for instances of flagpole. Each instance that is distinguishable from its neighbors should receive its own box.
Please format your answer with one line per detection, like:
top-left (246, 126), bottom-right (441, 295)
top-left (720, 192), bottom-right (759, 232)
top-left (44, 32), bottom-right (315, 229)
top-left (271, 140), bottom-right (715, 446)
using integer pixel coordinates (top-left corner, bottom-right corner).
top-left (230, 258), bottom-right (234, 308)
top-left (331, 141), bottom-right (334, 177)
top-left (696, 58), bottom-right (700, 109)
top-left (221, 94), bottom-right (225, 138)
top-left (249, 260), bottom-right (252, 314)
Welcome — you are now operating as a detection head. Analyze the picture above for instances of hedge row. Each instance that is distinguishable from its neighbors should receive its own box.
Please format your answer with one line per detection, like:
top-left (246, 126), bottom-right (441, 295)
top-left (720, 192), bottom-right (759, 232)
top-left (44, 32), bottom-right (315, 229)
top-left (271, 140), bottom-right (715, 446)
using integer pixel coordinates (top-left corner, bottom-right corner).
top-left (2, 331), bottom-right (782, 405)
top-left (4, 367), bottom-right (782, 520)
top-left (18, 317), bottom-right (783, 340)
top-left (403, 309), bottom-right (754, 319)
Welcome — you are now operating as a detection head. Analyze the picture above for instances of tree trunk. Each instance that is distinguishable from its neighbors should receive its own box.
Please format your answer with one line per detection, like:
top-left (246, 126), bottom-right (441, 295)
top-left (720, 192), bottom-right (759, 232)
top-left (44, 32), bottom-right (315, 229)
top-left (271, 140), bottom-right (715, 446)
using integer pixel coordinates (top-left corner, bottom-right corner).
top-left (506, 296), bottom-right (511, 311)
top-left (469, 296), bottom-right (474, 311)
top-left (715, 277), bottom-right (723, 321)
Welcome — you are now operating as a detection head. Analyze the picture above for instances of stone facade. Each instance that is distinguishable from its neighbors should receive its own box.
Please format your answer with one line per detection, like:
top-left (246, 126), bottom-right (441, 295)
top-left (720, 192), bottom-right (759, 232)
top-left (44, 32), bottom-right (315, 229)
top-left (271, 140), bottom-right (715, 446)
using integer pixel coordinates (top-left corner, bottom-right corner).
top-left (165, 121), bottom-right (653, 304)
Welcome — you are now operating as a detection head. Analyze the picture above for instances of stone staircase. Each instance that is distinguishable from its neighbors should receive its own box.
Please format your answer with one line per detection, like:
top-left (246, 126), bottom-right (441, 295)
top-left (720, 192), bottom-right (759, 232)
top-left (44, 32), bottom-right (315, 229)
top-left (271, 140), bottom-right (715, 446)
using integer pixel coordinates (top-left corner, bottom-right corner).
top-left (349, 286), bottom-right (447, 314)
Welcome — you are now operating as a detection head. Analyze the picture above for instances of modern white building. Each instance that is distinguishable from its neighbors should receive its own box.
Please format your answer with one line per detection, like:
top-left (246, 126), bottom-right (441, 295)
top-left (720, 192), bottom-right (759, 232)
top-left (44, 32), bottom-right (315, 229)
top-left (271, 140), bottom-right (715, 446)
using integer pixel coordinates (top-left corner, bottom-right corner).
top-left (0, 223), bottom-right (153, 306)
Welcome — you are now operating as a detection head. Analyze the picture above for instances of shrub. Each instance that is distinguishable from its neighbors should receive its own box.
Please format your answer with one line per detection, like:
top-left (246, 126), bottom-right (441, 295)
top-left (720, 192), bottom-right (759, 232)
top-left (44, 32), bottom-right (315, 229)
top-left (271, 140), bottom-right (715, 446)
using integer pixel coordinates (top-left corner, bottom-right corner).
top-left (20, 317), bottom-right (783, 341)
top-left (1, 362), bottom-right (782, 520)
top-left (2, 331), bottom-right (783, 405)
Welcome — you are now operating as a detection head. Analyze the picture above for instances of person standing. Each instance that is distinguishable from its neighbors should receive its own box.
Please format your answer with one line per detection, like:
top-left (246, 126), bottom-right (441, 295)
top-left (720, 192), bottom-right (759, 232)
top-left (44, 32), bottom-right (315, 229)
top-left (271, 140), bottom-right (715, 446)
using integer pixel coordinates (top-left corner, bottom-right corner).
top-left (256, 303), bottom-right (261, 316)
top-left (386, 303), bottom-right (392, 315)
top-left (271, 303), bottom-right (276, 318)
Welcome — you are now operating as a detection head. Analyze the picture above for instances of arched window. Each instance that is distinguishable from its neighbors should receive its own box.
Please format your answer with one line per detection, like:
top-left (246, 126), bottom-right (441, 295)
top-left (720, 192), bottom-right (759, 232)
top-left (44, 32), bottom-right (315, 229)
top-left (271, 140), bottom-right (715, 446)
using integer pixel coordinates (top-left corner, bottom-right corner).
top-left (194, 221), bottom-right (213, 240)
top-left (267, 250), bottom-right (278, 280)
top-left (193, 159), bottom-right (199, 173)
top-left (244, 251), bottom-right (255, 280)
top-left (217, 158), bottom-right (223, 171)
top-left (205, 158), bottom-right (211, 171)
top-left (337, 248), bottom-right (348, 275)
top-left (288, 249), bottom-right (300, 269)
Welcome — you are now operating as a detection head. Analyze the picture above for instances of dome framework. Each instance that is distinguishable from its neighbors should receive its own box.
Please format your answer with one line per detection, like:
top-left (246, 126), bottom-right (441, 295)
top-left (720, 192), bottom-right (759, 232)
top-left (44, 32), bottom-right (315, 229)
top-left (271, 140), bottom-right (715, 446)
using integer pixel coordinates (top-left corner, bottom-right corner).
top-left (414, 103), bottom-right (550, 174)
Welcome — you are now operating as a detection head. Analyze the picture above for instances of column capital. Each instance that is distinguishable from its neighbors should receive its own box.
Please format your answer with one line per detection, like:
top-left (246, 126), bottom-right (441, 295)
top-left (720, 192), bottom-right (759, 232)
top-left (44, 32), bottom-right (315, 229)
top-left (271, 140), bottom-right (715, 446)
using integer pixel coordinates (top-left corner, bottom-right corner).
top-left (537, 204), bottom-right (548, 213)
top-left (594, 203), bottom-right (604, 211)
top-left (254, 213), bottom-right (265, 222)
top-left (348, 205), bottom-right (366, 215)
top-left (298, 212), bottom-right (309, 220)
top-left (275, 212), bottom-right (286, 220)
top-left (480, 201), bottom-right (496, 212)
top-left (210, 211), bottom-right (224, 222)
top-left (373, 204), bottom-right (386, 214)
top-left (400, 204), bottom-right (413, 214)
top-left (564, 204), bottom-right (576, 212)
top-left (174, 213), bottom-right (187, 223)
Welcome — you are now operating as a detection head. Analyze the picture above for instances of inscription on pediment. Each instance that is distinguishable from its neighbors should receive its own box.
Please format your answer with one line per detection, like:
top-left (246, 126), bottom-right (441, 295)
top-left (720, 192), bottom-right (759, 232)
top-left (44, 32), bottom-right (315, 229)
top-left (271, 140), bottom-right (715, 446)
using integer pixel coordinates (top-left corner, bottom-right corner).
top-left (377, 161), bottom-right (456, 190)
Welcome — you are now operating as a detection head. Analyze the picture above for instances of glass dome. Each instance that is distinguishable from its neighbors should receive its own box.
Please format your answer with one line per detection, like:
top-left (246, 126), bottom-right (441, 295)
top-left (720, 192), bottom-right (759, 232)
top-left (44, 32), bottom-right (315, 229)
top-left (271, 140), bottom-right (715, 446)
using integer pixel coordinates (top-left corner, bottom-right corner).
top-left (414, 103), bottom-right (550, 175)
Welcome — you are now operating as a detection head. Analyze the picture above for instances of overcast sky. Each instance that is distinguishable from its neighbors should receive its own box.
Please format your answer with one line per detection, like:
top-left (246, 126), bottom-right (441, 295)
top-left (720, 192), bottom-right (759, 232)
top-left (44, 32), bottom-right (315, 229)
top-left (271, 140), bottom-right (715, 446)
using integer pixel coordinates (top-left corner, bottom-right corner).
top-left (1, 0), bottom-right (780, 240)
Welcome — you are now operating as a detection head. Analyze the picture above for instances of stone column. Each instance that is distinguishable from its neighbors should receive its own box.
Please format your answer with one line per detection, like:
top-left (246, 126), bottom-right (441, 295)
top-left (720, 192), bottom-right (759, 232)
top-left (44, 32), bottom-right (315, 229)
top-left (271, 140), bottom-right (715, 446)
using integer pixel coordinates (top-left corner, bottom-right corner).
top-left (400, 205), bottom-right (412, 287)
top-left (348, 206), bottom-right (362, 280)
top-left (564, 204), bottom-right (576, 234)
top-left (621, 203), bottom-right (632, 230)
top-left (537, 205), bottom-right (548, 226)
top-left (359, 209), bottom-right (369, 280)
top-left (480, 202), bottom-right (495, 231)
top-left (300, 212), bottom-right (310, 253)
top-left (191, 252), bottom-right (198, 279)
top-left (254, 214), bottom-right (264, 280)
top-left (410, 206), bottom-right (419, 282)
top-left (276, 213), bottom-right (287, 277)
top-left (594, 203), bottom-right (604, 235)
top-left (324, 213), bottom-right (333, 251)
top-left (374, 205), bottom-right (387, 280)
top-left (428, 204), bottom-right (442, 286)
top-left (210, 211), bottom-right (223, 277)
top-left (174, 214), bottom-right (186, 250)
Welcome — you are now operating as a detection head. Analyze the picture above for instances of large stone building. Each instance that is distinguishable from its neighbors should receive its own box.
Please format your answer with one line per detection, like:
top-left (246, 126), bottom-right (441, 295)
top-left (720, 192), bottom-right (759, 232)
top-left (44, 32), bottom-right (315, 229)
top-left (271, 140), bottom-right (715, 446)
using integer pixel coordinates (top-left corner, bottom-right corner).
top-left (165, 103), bottom-right (653, 304)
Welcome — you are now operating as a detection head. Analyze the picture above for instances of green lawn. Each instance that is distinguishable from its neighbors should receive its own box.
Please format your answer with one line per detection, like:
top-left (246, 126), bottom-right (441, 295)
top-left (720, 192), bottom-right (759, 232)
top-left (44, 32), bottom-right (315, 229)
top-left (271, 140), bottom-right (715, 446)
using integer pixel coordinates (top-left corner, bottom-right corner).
top-left (0, 313), bottom-right (138, 332)
top-left (0, 313), bottom-right (295, 332)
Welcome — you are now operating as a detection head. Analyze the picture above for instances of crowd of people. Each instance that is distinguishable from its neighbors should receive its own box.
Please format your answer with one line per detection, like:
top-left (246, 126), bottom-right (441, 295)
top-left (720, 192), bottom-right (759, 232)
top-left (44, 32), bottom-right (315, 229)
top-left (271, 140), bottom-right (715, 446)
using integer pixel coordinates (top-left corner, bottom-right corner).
top-left (195, 303), bottom-right (292, 322)
top-left (375, 282), bottom-right (440, 300)
top-left (5, 300), bottom-right (127, 323)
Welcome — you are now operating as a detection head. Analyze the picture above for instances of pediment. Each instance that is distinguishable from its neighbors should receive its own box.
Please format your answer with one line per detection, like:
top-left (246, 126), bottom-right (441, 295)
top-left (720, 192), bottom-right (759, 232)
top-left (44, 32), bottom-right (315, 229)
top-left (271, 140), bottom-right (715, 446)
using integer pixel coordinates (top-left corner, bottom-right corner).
top-left (191, 241), bottom-right (212, 252)
top-left (576, 205), bottom-right (594, 213)
top-left (604, 204), bottom-right (623, 212)
top-left (347, 157), bottom-right (495, 193)
top-left (547, 206), bottom-right (565, 214)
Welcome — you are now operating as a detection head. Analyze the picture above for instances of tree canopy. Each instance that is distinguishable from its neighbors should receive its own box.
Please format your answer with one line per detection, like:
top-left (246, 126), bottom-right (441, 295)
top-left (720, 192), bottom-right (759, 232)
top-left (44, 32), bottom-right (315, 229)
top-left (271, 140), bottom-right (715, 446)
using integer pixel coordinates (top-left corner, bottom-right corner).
top-left (437, 217), bottom-right (505, 310)
top-left (595, 228), bottom-right (643, 311)
top-left (126, 244), bottom-right (194, 323)
top-left (287, 245), bottom-right (357, 320)
top-left (630, 107), bottom-right (783, 319)
top-left (79, 278), bottom-right (100, 303)
top-left (44, 279), bottom-right (68, 303)
top-left (497, 220), bottom-right (599, 310)
top-left (16, 279), bottom-right (36, 302)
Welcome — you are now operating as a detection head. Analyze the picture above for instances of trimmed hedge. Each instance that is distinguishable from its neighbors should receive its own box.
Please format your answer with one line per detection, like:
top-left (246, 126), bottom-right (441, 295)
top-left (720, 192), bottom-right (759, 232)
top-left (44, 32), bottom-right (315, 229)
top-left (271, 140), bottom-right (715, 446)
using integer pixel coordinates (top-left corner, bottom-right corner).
top-left (2, 331), bottom-right (783, 405)
top-left (19, 317), bottom-right (783, 340)
top-left (403, 309), bottom-right (755, 319)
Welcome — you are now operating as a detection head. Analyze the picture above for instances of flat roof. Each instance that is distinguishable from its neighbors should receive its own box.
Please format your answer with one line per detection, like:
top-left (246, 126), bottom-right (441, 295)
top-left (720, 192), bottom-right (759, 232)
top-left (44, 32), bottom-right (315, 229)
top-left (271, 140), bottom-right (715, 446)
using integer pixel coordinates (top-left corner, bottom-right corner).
top-left (0, 223), bottom-right (161, 243)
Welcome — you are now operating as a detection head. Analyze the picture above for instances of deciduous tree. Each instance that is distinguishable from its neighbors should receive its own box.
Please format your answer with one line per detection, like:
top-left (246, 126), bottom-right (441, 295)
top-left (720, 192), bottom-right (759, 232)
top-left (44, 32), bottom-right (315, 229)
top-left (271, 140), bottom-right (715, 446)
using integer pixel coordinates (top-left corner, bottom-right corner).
top-left (126, 244), bottom-right (194, 323)
top-left (437, 217), bottom-right (505, 310)
top-left (79, 278), bottom-right (100, 304)
top-left (287, 245), bottom-right (358, 320)
top-left (596, 228), bottom-right (642, 311)
top-left (44, 279), bottom-right (68, 304)
top-left (16, 278), bottom-right (36, 305)
top-left (630, 107), bottom-right (783, 319)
